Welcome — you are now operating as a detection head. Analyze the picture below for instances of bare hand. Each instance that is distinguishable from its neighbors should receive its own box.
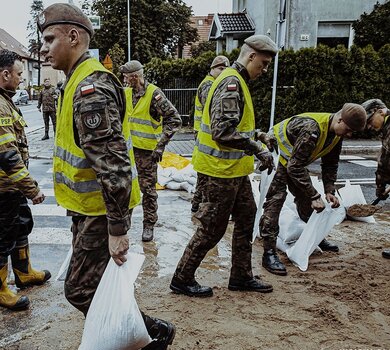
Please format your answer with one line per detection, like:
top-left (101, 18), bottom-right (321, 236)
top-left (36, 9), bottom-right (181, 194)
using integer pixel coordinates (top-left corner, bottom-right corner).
top-left (311, 197), bottom-right (325, 213)
top-left (325, 193), bottom-right (340, 208)
top-left (109, 234), bottom-right (129, 266)
top-left (32, 191), bottom-right (45, 204)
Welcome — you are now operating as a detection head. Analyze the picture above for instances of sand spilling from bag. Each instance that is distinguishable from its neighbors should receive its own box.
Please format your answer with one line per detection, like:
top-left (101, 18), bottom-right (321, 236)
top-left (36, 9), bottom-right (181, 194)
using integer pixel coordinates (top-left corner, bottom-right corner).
top-left (347, 204), bottom-right (379, 217)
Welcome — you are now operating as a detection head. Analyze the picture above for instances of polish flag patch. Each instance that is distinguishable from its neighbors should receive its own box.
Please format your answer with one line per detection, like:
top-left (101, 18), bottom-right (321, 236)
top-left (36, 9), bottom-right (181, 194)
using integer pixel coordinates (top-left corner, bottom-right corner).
top-left (227, 83), bottom-right (237, 91)
top-left (155, 93), bottom-right (162, 101)
top-left (80, 84), bottom-right (96, 96)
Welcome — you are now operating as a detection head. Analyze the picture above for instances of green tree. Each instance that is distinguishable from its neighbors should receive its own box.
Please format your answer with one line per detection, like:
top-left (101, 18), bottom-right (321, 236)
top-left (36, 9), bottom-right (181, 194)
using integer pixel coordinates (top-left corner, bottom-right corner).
top-left (85, 0), bottom-right (198, 63)
top-left (27, 0), bottom-right (44, 85)
top-left (353, 1), bottom-right (390, 50)
top-left (108, 43), bottom-right (126, 77)
top-left (190, 41), bottom-right (216, 58)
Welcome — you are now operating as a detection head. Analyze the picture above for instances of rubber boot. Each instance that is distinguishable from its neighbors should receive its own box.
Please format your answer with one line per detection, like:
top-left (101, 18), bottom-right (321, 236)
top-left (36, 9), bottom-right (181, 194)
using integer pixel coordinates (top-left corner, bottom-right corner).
top-left (142, 227), bottom-right (154, 242)
top-left (0, 263), bottom-right (30, 311)
top-left (262, 238), bottom-right (287, 276)
top-left (11, 245), bottom-right (51, 289)
top-left (41, 132), bottom-right (49, 140)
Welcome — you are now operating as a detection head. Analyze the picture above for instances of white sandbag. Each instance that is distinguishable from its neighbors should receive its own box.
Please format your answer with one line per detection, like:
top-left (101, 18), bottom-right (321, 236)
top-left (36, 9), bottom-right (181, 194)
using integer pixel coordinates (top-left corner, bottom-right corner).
top-left (278, 197), bottom-right (306, 244)
top-left (55, 245), bottom-right (72, 281)
top-left (252, 151), bottom-right (279, 242)
top-left (79, 253), bottom-right (151, 350)
top-left (165, 181), bottom-right (182, 190)
top-left (286, 203), bottom-right (346, 272)
top-left (338, 180), bottom-right (375, 223)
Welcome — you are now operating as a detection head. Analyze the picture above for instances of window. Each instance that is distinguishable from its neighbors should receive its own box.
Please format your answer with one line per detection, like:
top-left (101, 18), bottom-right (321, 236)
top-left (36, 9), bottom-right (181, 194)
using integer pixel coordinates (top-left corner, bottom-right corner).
top-left (317, 22), bottom-right (353, 48)
top-left (198, 19), bottom-right (203, 25)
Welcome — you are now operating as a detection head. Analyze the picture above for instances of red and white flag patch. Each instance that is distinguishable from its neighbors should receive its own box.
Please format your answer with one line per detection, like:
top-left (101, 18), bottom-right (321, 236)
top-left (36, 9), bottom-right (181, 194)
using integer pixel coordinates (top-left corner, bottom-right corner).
top-left (155, 93), bottom-right (162, 101)
top-left (80, 84), bottom-right (96, 96)
top-left (227, 83), bottom-right (237, 91)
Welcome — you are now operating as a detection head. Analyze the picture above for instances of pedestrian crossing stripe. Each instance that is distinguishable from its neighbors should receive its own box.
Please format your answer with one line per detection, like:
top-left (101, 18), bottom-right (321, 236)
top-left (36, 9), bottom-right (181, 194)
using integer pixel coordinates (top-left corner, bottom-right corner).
top-left (348, 160), bottom-right (378, 168)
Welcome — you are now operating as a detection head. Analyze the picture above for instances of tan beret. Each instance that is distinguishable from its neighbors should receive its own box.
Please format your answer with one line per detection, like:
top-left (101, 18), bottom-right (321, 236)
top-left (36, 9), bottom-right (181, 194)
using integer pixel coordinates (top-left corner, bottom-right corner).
top-left (210, 55), bottom-right (230, 69)
top-left (361, 99), bottom-right (387, 120)
top-left (37, 3), bottom-right (94, 37)
top-left (341, 103), bottom-right (366, 132)
top-left (119, 60), bottom-right (144, 74)
top-left (244, 35), bottom-right (278, 56)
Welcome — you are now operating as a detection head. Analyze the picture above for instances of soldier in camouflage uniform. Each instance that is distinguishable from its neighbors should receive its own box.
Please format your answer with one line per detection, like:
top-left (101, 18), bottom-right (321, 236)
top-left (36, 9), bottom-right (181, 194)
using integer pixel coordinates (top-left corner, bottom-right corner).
top-left (260, 104), bottom-right (367, 276)
top-left (119, 60), bottom-right (182, 242)
top-left (361, 99), bottom-right (390, 259)
top-left (37, 77), bottom-right (57, 140)
top-left (170, 35), bottom-right (277, 298)
top-left (191, 55), bottom-right (229, 214)
top-left (38, 4), bottom-right (175, 349)
top-left (0, 49), bottom-right (49, 311)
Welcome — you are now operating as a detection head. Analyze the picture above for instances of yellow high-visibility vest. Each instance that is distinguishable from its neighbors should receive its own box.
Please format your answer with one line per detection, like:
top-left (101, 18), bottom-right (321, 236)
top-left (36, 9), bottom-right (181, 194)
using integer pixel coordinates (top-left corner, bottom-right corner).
top-left (273, 113), bottom-right (340, 167)
top-left (125, 84), bottom-right (162, 150)
top-left (192, 67), bottom-right (255, 178)
top-left (193, 75), bottom-right (214, 132)
top-left (53, 58), bottom-right (140, 215)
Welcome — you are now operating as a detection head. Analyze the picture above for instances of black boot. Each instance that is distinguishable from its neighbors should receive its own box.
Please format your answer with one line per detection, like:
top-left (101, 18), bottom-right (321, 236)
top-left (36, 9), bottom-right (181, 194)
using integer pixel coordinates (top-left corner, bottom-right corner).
top-left (228, 275), bottom-right (273, 293)
top-left (319, 239), bottom-right (339, 252)
top-left (142, 227), bottom-right (154, 242)
top-left (382, 249), bottom-right (390, 259)
top-left (142, 315), bottom-right (176, 350)
top-left (41, 132), bottom-right (49, 140)
top-left (170, 276), bottom-right (213, 297)
top-left (262, 250), bottom-right (287, 276)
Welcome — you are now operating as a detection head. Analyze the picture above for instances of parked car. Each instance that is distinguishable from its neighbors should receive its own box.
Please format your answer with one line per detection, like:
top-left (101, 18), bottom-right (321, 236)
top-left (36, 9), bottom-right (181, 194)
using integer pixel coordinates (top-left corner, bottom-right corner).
top-left (12, 89), bottom-right (29, 105)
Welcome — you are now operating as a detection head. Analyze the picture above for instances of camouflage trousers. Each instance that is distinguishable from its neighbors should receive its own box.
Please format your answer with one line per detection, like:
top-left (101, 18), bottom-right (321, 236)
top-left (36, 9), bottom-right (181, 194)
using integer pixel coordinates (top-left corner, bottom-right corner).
top-left (0, 192), bottom-right (32, 263)
top-left (64, 215), bottom-right (162, 337)
top-left (42, 111), bottom-right (56, 133)
top-left (174, 173), bottom-right (255, 282)
top-left (134, 147), bottom-right (158, 229)
top-left (260, 163), bottom-right (313, 243)
top-left (191, 172), bottom-right (207, 209)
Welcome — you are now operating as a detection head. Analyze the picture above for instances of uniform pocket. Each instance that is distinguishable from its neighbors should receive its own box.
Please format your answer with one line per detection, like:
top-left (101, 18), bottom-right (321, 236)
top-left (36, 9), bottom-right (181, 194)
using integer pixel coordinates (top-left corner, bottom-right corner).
top-left (192, 201), bottom-right (218, 230)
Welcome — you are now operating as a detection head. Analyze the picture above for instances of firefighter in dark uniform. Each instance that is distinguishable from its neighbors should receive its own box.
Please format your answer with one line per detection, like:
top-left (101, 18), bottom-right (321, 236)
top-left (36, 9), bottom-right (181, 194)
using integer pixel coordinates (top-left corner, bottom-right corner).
top-left (260, 104), bottom-right (367, 276)
top-left (119, 60), bottom-right (182, 242)
top-left (38, 4), bottom-right (175, 349)
top-left (361, 99), bottom-right (390, 259)
top-left (37, 77), bottom-right (57, 140)
top-left (0, 49), bottom-right (49, 311)
top-left (170, 35), bottom-right (277, 297)
top-left (191, 55), bottom-right (229, 214)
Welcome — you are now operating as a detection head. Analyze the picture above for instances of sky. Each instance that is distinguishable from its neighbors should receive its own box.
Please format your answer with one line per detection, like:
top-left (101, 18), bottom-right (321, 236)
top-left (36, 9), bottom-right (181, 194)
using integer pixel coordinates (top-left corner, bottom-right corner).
top-left (0, 0), bottom-right (232, 48)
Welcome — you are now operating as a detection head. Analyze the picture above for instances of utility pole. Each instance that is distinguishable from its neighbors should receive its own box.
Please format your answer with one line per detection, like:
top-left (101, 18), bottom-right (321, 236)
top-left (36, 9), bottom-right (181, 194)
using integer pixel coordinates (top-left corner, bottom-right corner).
top-left (269, 0), bottom-right (286, 129)
top-left (127, 0), bottom-right (131, 60)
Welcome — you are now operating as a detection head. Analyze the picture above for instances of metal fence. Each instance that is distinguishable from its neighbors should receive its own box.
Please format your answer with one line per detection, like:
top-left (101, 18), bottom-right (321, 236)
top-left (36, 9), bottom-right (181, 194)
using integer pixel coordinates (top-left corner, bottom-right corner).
top-left (160, 79), bottom-right (198, 126)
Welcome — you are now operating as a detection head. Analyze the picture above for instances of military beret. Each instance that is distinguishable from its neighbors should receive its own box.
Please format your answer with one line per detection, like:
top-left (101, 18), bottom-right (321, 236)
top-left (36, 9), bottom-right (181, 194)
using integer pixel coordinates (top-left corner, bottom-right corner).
top-left (244, 35), bottom-right (278, 56)
top-left (119, 60), bottom-right (144, 74)
top-left (341, 103), bottom-right (366, 132)
top-left (210, 55), bottom-right (230, 69)
top-left (37, 3), bottom-right (94, 37)
top-left (361, 99), bottom-right (387, 120)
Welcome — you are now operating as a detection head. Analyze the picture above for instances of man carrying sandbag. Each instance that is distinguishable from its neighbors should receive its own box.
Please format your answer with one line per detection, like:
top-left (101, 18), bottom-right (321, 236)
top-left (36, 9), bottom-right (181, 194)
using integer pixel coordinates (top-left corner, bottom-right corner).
top-left (260, 104), bottom-right (367, 276)
top-left (361, 99), bottom-right (390, 259)
top-left (38, 4), bottom-right (175, 349)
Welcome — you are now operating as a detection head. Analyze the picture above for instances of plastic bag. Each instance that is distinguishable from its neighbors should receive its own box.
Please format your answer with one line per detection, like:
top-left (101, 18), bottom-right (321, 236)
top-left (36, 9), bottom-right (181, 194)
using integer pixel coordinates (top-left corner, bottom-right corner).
top-left (286, 203), bottom-right (346, 271)
top-left (55, 245), bottom-right (72, 281)
top-left (79, 253), bottom-right (151, 350)
top-left (338, 180), bottom-right (375, 223)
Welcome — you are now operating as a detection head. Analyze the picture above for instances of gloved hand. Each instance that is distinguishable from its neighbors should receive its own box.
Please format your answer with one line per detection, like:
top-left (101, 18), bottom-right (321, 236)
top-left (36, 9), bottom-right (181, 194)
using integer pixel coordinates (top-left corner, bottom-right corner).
top-left (152, 145), bottom-right (165, 163)
top-left (254, 131), bottom-right (278, 153)
top-left (376, 186), bottom-right (389, 200)
top-left (255, 150), bottom-right (275, 175)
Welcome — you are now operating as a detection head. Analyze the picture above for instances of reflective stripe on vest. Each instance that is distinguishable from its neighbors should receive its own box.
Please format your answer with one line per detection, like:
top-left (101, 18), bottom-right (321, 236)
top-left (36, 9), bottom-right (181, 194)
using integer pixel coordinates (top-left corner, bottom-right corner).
top-left (125, 85), bottom-right (162, 150)
top-left (273, 113), bottom-right (340, 167)
top-left (192, 67), bottom-right (255, 178)
top-left (193, 75), bottom-right (214, 132)
top-left (54, 58), bottom-right (140, 215)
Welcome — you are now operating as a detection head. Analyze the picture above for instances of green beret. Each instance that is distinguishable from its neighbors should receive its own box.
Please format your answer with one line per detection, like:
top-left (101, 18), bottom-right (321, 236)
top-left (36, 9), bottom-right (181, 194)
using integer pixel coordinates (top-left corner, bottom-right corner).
top-left (37, 3), bottom-right (94, 37)
top-left (119, 60), bottom-right (144, 74)
top-left (361, 99), bottom-right (387, 120)
top-left (341, 103), bottom-right (366, 132)
top-left (210, 55), bottom-right (230, 69)
top-left (244, 35), bottom-right (278, 56)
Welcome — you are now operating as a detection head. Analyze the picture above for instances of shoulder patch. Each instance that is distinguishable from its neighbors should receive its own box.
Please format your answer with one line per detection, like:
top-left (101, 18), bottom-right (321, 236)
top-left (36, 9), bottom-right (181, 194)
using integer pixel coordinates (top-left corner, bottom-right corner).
top-left (80, 84), bottom-right (96, 96)
top-left (0, 117), bottom-right (12, 126)
top-left (227, 83), bottom-right (237, 91)
top-left (155, 93), bottom-right (162, 101)
top-left (83, 113), bottom-right (102, 129)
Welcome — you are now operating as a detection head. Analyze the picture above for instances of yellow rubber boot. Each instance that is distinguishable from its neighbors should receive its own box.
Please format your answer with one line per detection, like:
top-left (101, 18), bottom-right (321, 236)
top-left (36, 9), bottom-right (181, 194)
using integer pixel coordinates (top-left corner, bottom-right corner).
top-left (0, 264), bottom-right (30, 311)
top-left (11, 246), bottom-right (51, 289)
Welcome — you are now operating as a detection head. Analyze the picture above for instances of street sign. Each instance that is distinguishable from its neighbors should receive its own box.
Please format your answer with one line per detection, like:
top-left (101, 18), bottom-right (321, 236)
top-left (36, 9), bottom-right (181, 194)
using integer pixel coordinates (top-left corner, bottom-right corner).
top-left (89, 16), bottom-right (101, 30)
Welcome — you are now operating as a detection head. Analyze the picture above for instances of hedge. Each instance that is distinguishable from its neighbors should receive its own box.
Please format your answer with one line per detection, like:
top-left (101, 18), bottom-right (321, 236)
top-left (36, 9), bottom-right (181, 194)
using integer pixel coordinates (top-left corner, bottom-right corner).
top-left (144, 44), bottom-right (390, 131)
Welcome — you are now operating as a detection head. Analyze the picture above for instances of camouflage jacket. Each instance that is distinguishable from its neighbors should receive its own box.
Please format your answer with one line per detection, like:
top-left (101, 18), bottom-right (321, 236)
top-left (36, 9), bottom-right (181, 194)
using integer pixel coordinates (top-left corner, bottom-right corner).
top-left (376, 116), bottom-right (390, 189)
top-left (197, 75), bottom-right (214, 108)
top-left (131, 81), bottom-right (181, 147)
top-left (0, 88), bottom-right (40, 198)
top-left (38, 86), bottom-right (57, 112)
top-left (208, 61), bottom-right (262, 155)
top-left (285, 116), bottom-right (342, 199)
top-left (63, 52), bottom-right (131, 236)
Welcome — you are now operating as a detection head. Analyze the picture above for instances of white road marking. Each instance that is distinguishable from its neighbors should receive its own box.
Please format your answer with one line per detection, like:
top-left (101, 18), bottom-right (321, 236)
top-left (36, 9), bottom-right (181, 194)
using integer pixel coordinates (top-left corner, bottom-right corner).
top-left (348, 160), bottom-right (378, 167)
